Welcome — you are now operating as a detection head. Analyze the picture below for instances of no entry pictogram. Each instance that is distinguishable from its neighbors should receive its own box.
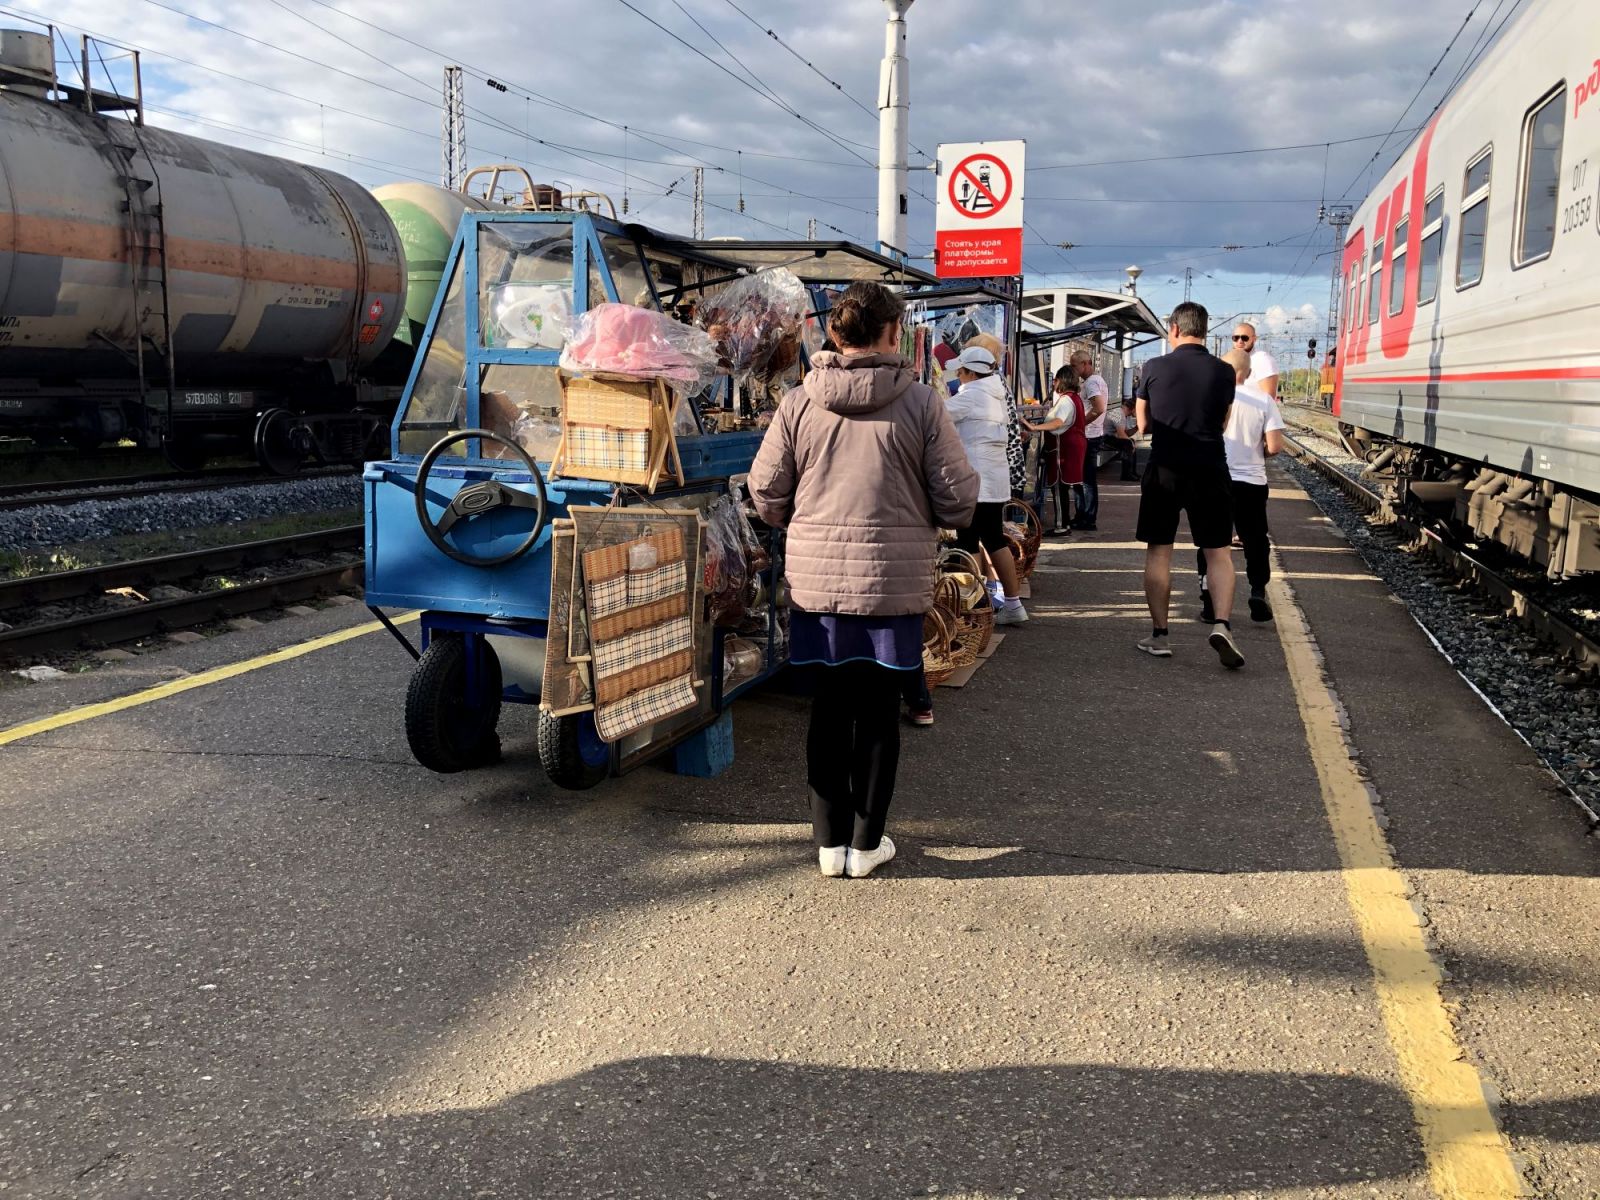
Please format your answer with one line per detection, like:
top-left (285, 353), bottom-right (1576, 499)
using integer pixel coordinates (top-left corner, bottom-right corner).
top-left (948, 153), bottom-right (1013, 221)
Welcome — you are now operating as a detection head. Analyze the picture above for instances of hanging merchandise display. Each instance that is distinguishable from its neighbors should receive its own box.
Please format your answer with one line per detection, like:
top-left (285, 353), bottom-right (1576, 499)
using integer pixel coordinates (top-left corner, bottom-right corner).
top-left (697, 268), bottom-right (809, 398)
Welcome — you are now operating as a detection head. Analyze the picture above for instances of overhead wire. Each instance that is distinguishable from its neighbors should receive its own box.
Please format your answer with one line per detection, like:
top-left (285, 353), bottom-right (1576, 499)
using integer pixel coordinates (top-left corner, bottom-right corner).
top-left (281, 0), bottom-right (867, 232)
top-left (607, 0), bottom-right (876, 165)
top-left (1334, 0), bottom-right (1486, 202)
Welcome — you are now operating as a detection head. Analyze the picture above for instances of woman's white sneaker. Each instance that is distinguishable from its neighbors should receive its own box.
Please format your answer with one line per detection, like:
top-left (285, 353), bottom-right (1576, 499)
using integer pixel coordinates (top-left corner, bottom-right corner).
top-left (818, 846), bottom-right (847, 877)
top-left (995, 600), bottom-right (1029, 626)
top-left (846, 835), bottom-right (896, 878)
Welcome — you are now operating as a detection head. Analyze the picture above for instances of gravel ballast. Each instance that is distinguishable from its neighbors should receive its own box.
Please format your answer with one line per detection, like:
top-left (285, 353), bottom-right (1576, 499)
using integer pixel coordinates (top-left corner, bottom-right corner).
top-left (0, 475), bottom-right (363, 552)
top-left (1282, 451), bottom-right (1600, 824)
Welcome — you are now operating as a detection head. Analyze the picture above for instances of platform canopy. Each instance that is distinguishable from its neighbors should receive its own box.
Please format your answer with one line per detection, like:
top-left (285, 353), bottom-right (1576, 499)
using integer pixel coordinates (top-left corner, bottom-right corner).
top-left (1020, 288), bottom-right (1166, 350)
top-left (634, 234), bottom-right (939, 286)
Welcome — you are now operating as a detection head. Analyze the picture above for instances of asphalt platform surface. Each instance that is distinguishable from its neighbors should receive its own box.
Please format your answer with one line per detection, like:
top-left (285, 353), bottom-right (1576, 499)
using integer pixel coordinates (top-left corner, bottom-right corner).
top-left (1, 466), bottom-right (1596, 1198)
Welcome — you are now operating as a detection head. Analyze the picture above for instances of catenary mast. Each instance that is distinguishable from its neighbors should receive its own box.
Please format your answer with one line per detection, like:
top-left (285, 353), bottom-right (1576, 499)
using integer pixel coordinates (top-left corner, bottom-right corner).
top-left (877, 0), bottom-right (914, 258)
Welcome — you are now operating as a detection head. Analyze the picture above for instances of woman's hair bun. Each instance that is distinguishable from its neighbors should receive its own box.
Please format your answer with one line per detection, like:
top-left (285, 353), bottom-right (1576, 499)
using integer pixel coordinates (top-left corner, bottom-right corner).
top-left (827, 281), bottom-right (904, 350)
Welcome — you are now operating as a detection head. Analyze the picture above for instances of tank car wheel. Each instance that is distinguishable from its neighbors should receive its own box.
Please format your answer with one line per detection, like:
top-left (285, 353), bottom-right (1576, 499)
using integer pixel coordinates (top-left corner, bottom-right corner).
top-left (255, 408), bottom-right (310, 475)
top-left (405, 633), bottom-right (503, 773)
top-left (537, 709), bottom-right (610, 791)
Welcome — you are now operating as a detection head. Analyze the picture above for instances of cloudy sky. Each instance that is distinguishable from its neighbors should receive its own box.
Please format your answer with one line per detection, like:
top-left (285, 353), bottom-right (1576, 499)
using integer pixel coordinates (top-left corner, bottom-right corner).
top-left (38, 0), bottom-right (1518, 354)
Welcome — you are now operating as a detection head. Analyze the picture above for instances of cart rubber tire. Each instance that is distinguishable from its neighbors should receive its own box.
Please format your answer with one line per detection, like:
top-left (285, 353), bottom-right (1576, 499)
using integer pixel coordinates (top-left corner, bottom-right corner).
top-left (537, 709), bottom-right (609, 791)
top-left (405, 634), bottom-right (503, 774)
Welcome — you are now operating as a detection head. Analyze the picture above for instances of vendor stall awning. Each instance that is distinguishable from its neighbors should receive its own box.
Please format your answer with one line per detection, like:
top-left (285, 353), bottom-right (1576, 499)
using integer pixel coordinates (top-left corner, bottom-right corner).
top-left (636, 235), bottom-right (940, 286)
top-left (1019, 288), bottom-right (1166, 349)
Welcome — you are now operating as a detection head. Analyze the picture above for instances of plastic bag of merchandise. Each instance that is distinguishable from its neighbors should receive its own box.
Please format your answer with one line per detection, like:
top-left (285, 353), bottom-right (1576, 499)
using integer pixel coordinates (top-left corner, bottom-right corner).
top-left (490, 283), bottom-right (571, 350)
top-left (703, 495), bottom-right (750, 624)
top-left (560, 303), bottom-right (720, 397)
top-left (697, 268), bottom-right (808, 382)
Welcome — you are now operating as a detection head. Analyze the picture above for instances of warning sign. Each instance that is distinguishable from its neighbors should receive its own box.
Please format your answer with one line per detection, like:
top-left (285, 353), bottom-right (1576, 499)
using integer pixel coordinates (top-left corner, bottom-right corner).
top-left (367, 298), bottom-right (385, 322)
top-left (936, 140), bottom-right (1025, 278)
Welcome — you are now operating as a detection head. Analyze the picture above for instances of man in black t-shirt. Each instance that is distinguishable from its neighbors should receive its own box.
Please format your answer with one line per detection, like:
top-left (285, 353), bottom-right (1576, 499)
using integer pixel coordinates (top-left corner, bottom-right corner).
top-left (1133, 301), bottom-right (1245, 669)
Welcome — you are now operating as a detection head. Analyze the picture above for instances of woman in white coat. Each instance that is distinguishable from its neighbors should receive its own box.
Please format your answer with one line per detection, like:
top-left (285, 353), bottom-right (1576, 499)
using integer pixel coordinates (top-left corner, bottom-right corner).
top-left (945, 345), bottom-right (1027, 625)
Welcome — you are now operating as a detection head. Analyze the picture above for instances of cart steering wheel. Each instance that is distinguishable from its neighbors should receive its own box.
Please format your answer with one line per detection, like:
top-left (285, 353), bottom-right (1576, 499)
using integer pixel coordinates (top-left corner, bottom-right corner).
top-left (415, 429), bottom-right (549, 567)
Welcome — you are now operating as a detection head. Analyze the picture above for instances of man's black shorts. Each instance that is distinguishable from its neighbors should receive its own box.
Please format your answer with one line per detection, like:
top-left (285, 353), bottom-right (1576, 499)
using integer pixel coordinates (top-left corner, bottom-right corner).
top-left (1135, 464), bottom-right (1234, 549)
top-left (955, 501), bottom-right (1009, 555)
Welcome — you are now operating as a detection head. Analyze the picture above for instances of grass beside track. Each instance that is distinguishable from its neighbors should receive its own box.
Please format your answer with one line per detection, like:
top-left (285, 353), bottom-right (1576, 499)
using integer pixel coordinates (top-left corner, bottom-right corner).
top-left (0, 508), bottom-right (363, 581)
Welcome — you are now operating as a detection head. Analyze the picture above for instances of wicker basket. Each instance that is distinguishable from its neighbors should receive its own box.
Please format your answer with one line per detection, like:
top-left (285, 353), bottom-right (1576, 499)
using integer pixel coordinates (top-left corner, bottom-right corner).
top-left (551, 372), bottom-right (684, 491)
top-left (936, 546), bottom-right (994, 657)
top-left (922, 607), bottom-right (961, 687)
top-left (1003, 500), bottom-right (1043, 579)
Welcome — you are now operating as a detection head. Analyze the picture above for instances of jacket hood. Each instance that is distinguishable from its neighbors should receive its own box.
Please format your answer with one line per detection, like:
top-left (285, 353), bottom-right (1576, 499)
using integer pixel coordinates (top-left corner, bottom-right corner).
top-left (802, 351), bottom-right (916, 415)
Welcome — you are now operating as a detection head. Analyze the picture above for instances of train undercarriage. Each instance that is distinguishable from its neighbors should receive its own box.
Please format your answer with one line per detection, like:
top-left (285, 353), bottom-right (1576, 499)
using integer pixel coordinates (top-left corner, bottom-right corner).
top-left (0, 377), bottom-right (400, 473)
top-left (1340, 426), bottom-right (1600, 578)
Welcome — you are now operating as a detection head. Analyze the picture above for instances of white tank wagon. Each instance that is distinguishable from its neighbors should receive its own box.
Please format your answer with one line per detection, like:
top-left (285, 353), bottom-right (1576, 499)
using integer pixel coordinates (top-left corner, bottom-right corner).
top-left (1333, 0), bottom-right (1600, 576)
top-left (0, 29), bottom-right (406, 468)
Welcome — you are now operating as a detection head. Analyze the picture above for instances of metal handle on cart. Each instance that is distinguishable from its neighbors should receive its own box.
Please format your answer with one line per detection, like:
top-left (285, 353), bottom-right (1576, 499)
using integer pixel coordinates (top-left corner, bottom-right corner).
top-left (414, 429), bottom-right (549, 567)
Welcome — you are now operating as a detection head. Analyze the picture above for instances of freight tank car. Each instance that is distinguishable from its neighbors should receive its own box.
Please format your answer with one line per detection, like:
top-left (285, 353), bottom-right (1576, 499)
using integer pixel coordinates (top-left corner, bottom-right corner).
top-left (1333, 0), bottom-right (1600, 576)
top-left (0, 30), bottom-right (406, 470)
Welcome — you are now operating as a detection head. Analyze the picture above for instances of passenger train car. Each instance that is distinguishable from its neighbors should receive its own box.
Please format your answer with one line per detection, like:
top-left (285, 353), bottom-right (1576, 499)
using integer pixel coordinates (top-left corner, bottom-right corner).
top-left (1334, 0), bottom-right (1600, 576)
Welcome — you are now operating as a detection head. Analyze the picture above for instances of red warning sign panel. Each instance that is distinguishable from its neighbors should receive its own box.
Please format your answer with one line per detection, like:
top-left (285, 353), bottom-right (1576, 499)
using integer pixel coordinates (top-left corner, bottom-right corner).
top-left (936, 140), bottom-right (1025, 278)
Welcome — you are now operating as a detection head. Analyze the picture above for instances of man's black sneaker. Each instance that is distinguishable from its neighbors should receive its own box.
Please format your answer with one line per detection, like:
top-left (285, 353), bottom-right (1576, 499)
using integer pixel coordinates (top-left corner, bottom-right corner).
top-left (1199, 589), bottom-right (1215, 625)
top-left (1249, 593), bottom-right (1274, 623)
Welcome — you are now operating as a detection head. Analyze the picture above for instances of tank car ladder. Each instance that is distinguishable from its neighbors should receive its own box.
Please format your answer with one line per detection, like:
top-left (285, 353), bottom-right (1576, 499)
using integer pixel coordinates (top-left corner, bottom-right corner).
top-left (113, 143), bottom-right (177, 431)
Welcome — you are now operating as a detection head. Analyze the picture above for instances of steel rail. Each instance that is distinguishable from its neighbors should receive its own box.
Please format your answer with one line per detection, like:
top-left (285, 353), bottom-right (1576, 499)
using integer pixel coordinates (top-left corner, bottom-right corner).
top-left (1284, 427), bottom-right (1600, 674)
top-left (0, 525), bottom-right (363, 661)
top-left (0, 525), bottom-right (362, 610)
top-left (0, 466), bottom-right (358, 511)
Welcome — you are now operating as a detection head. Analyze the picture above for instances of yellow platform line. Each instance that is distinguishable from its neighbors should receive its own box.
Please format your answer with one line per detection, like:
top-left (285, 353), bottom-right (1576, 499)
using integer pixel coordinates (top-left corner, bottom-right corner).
top-left (0, 612), bottom-right (418, 749)
top-left (1268, 559), bottom-right (1522, 1198)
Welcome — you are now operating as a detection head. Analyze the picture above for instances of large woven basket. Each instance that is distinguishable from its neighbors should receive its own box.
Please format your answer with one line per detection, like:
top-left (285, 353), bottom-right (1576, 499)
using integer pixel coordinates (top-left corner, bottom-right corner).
top-left (1002, 499), bottom-right (1043, 579)
top-left (922, 607), bottom-right (962, 687)
top-left (935, 548), bottom-right (993, 658)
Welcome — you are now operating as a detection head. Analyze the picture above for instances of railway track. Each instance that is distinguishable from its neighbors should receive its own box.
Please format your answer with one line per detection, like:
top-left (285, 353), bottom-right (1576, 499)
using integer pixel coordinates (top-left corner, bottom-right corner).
top-left (0, 524), bottom-right (363, 662)
top-left (0, 466), bottom-right (359, 512)
top-left (1283, 422), bottom-right (1600, 674)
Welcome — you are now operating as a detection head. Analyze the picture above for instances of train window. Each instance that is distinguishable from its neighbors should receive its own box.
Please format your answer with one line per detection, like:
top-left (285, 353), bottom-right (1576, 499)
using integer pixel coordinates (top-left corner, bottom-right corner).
top-left (1368, 238), bottom-right (1383, 327)
top-left (1417, 188), bottom-right (1445, 305)
top-left (1457, 147), bottom-right (1492, 288)
top-left (1388, 216), bottom-right (1409, 316)
top-left (1515, 85), bottom-right (1565, 266)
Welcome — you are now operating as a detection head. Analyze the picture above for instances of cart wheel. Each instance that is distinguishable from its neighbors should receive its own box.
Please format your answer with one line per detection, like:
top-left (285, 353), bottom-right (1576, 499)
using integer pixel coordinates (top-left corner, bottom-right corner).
top-left (537, 709), bottom-right (609, 791)
top-left (405, 634), bottom-right (503, 774)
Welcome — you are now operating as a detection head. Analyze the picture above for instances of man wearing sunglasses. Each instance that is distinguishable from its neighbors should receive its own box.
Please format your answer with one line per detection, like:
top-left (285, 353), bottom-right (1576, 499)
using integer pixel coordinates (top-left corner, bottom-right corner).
top-left (1231, 323), bottom-right (1278, 402)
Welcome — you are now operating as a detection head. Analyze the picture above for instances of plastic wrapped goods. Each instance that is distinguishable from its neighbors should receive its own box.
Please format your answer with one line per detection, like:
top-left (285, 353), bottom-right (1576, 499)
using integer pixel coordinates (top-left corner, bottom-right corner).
top-left (697, 268), bottom-right (808, 383)
top-left (489, 283), bottom-right (571, 349)
top-left (560, 303), bottom-right (720, 396)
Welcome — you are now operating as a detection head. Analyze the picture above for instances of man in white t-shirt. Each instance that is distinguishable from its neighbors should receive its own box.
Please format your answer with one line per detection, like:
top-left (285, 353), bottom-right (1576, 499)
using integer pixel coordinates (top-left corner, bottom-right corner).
top-left (1198, 347), bottom-right (1285, 624)
top-left (1231, 322), bottom-right (1279, 401)
top-left (1069, 350), bottom-right (1108, 530)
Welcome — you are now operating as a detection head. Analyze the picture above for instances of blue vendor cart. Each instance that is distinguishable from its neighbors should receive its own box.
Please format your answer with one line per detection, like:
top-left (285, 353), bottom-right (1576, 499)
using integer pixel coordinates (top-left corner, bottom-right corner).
top-left (364, 205), bottom-right (936, 788)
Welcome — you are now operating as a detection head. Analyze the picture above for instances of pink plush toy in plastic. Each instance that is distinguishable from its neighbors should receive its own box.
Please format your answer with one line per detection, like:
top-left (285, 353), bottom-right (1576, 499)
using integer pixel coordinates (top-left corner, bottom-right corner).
top-left (560, 303), bottom-right (719, 389)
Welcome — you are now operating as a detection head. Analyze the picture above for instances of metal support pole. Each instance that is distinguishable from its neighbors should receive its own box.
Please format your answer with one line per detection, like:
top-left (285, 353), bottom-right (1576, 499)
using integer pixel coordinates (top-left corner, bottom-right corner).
top-left (442, 66), bottom-right (465, 190)
top-left (876, 1), bottom-right (914, 258)
top-left (807, 218), bottom-right (817, 241)
top-left (132, 50), bottom-right (143, 126)
top-left (1324, 204), bottom-right (1353, 347)
top-left (693, 167), bottom-right (705, 239)
top-left (80, 35), bottom-right (91, 113)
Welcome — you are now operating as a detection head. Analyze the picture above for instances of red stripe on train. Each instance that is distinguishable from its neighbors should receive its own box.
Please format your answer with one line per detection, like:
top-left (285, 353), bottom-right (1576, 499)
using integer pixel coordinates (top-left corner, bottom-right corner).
top-left (1346, 367), bottom-right (1600, 384)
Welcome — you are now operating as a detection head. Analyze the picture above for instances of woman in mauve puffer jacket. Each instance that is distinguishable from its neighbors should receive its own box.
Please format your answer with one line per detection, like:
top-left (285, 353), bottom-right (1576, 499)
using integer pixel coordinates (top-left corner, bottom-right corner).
top-left (750, 281), bottom-right (979, 880)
